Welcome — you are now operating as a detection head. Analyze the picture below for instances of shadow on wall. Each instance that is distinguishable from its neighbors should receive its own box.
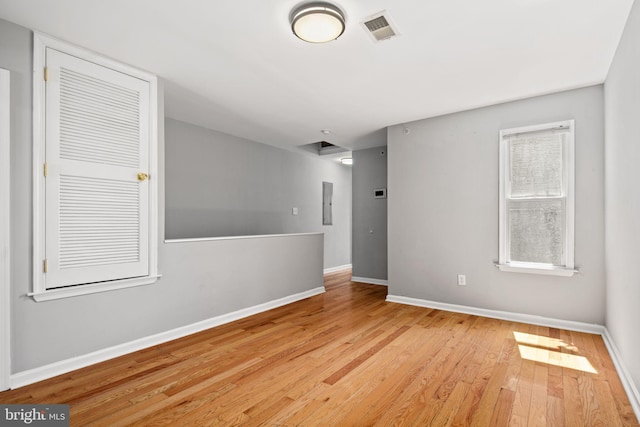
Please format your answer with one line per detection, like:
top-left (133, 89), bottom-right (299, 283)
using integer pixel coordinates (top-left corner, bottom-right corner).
top-left (164, 118), bottom-right (352, 241)
top-left (166, 208), bottom-right (293, 239)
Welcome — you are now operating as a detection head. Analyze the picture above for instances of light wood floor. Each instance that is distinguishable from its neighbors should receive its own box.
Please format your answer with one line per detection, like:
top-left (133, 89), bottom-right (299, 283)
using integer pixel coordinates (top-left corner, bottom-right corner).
top-left (1, 270), bottom-right (638, 426)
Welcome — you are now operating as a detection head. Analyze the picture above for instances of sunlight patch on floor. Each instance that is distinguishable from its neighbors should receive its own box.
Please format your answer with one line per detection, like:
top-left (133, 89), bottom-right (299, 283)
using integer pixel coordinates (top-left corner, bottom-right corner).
top-left (513, 331), bottom-right (597, 374)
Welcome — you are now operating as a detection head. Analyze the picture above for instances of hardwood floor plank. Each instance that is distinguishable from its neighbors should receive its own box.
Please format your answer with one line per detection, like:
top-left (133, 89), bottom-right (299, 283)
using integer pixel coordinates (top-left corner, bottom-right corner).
top-left (363, 319), bottom-right (471, 425)
top-left (564, 374), bottom-right (586, 427)
top-left (470, 339), bottom-right (514, 427)
top-left (589, 334), bottom-right (640, 427)
top-left (547, 395), bottom-right (565, 427)
top-left (262, 382), bottom-right (331, 426)
top-left (490, 387), bottom-right (517, 427)
top-left (512, 359), bottom-right (536, 423)
top-left (452, 320), bottom-right (520, 427)
top-left (593, 378), bottom-right (627, 427)
top-left (399, 317), bottom-right (488, 425)
top-left (527, 363), bottom-right (549, 426)
top-left (579, 373), bottom-right (607, 426)
top-left (432, 380), bottom-right (472, 427)
top-left (339, 317), bottom-right (477, 425)
top-left (1, 270), bottom-right (637, 426)
top-left (322, 325), bottom-right (410, 385)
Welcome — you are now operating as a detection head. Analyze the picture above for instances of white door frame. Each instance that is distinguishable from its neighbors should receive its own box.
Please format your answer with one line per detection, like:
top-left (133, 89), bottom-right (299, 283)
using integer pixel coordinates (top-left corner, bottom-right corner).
top-left (0, 68), bottom-right (11, 391)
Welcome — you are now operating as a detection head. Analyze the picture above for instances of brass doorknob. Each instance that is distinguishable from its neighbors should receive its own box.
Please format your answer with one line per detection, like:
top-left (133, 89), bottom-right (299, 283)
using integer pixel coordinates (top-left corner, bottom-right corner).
top-left (137, 173), bottom-right (149, 181)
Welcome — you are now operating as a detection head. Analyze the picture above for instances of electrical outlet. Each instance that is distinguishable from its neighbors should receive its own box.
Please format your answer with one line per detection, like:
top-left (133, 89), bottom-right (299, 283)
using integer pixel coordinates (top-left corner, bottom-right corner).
top-left (457, 274), bottom-right (466, 286)
top-left (292, 207), bottom-right (298, 215)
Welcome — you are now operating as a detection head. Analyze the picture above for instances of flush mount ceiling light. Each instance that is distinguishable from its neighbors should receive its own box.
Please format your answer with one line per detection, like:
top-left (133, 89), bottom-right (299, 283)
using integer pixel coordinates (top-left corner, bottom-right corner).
top-left (290, 2), bottom-right (346, 43)
top-left (340, 157), bottom-right (353, 165)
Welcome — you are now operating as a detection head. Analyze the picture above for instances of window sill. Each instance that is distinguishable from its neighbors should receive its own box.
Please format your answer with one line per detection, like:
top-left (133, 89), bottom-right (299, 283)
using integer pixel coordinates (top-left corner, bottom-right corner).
top-left (29, 275), bottom-right (161, 302)
top-left (495, 263), bottom-right (577, 277)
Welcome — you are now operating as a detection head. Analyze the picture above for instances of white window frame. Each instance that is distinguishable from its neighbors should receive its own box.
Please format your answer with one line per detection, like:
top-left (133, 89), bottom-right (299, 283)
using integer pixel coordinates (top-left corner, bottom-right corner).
top-left (32, 33), bottom-right (159, 301)
top-left (497, 120), bottom-right (576, 277)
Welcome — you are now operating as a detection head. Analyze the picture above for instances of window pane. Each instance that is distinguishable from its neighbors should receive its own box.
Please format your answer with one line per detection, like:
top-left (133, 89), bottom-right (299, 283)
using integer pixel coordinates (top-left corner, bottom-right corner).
top-left (508, 199), bottom-right (564, 265)
top-left (510, 133), bottom-right (563, 197)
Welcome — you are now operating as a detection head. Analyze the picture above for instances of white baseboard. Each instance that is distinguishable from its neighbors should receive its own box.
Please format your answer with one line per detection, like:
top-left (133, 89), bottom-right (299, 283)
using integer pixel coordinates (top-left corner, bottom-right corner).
top-left (602, 328), bottom-right (640, 420)
top-left (11, 286), bottom-right (325, 389)
top-left (324, 264), bottom-right (352, 274)
top-left (386, 295), bottom-right (603, 334)
top-left (387, 294), bottom-right (640, 422)
top-left (351, 276), bottom-right (388, 286)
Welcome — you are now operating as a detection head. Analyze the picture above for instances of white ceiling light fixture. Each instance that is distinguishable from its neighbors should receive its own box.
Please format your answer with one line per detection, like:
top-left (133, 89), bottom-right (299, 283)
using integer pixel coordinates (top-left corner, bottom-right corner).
top-left (340, 157), bottom-right (353, 165)
top-left (291, 2), bottom-right (346, 43)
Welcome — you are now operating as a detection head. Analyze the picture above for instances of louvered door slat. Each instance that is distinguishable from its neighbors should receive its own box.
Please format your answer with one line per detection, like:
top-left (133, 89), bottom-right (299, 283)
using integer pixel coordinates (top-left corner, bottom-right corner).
top-left (59, 175), bottom-right (140, 271)
top-left (45, 48), bottom-right (150, 289)
top-left (59, 65), bottom-right (141, 169)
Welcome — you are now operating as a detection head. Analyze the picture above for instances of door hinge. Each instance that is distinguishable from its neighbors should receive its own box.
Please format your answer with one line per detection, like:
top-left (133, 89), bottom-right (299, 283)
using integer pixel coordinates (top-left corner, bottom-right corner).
top-left (43, 162), bottom-right (47, 177)
top-left (44, 67), bottom-right (49, 82)
top-left (43, 259), bottom-right (48, 273)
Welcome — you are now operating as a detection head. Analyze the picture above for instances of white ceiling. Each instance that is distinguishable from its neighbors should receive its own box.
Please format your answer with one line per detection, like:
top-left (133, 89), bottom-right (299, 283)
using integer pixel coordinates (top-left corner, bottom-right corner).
top-left (0, 0), bottom-right (634, 152)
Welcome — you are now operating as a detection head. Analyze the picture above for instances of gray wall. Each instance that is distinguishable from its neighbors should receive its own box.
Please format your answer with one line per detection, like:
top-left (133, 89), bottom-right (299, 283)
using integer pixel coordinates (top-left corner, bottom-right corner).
top-left (604, 0), bottom-right (640, 398)
top-left (388, 86), bottom-right (605, 324)
top-left (1, 18), bottom-right (325, 373)
top-left (0, 18), bottom-right (33, 374)
top-left (165, 118), bottom-right (352, 270)
top-left (352, 146), bottom-right (388, 280)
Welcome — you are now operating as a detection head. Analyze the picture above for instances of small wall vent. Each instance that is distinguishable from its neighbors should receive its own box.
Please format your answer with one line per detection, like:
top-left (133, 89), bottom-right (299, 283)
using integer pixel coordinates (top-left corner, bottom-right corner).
top-left (362, 11), bottom-right (399, 42)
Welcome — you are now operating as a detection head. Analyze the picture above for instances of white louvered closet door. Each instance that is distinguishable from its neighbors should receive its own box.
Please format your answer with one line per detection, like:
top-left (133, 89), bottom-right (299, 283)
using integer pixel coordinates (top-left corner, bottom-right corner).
top-left (44, 48), bottom-right (150, 289)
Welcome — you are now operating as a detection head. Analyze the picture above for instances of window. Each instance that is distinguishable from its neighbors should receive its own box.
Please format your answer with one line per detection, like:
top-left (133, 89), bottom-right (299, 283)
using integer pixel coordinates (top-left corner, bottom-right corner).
top-left (32, 33), bottom-right (159, 300)
top-left (498, 120), bottom-right (575, 276)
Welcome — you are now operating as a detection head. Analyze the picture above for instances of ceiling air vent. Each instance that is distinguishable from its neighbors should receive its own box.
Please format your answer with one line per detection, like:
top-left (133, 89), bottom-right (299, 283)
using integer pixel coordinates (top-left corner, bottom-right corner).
top-left (317, 141), bottom-right (347, 156)
top-left (362, 11), bottom-right (398, 42)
